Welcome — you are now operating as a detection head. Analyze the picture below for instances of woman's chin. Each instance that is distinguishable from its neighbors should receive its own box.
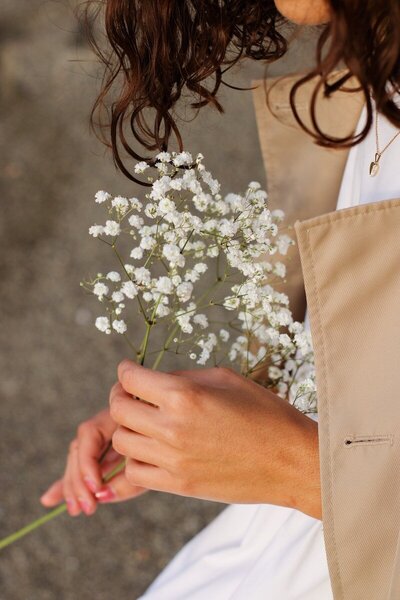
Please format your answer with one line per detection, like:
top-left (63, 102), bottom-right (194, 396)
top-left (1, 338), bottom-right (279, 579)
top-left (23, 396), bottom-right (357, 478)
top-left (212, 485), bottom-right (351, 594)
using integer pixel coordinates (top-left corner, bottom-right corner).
top-left (274, 0), bottom-right (331, 25)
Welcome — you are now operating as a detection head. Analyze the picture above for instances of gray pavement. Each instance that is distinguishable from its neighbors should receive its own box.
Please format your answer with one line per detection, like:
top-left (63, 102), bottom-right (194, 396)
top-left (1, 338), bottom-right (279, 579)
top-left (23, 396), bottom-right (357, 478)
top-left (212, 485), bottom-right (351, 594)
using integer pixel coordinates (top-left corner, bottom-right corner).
top-left (0, 2), bottom-right (317, 599)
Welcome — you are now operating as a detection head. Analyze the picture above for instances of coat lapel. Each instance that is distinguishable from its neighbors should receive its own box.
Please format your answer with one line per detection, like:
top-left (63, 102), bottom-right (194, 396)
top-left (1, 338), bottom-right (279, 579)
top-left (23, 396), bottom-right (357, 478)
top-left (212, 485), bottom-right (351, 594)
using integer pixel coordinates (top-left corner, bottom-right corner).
top-left (252, 72), bottom-right (364, 321)
top-left (295, 199), bottom-right (400, 599)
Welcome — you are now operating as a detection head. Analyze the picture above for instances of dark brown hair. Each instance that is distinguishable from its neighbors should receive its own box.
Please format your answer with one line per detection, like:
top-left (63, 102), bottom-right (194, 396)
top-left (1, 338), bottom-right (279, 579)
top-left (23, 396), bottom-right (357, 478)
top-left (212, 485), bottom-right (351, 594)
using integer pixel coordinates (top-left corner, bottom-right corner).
top-left (83, 0), bottom-right (400, 181)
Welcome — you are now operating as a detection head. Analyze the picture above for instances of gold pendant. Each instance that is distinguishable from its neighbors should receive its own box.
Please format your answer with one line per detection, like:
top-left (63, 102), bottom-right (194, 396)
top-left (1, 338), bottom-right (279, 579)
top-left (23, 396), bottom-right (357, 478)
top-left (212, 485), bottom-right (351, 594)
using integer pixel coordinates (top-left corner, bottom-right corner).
top-left (369, 153), bottom-right (381, 177)
top-left (369, 161), bottom-right (379, 177)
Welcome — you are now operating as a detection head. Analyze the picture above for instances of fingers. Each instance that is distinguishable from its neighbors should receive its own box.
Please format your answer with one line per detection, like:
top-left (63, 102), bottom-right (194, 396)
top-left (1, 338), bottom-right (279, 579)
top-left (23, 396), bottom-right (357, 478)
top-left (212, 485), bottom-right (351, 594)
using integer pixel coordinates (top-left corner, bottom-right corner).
top-left (63, 440), bottom-right (97, 516)
top-left (61, 441), bottom-right (81, 516)
top-left (124, 458), bottom-right (177, 494)
top-left (117, 361), bottom-right (239, 407)
top-left (40, 406), bottom-right (137, 516)
top-left (95, 469), bottom-right (148, 504)
top-left (169, 367), bottom-right (238, 388)
top-left (40, 446), bottom-right (131, 512)
top-left (40, 479), bottom-right (64, 507)
top-left (101, 447), bottom-right (121, 466)
top-left (109, 390), bottom-right (164, 439)
top-left (112, 427), bottom-right (167, 469)
top-left (76, 421), bottom-right (107, 494)
top-left (117, 360), bottom-right (182, 405)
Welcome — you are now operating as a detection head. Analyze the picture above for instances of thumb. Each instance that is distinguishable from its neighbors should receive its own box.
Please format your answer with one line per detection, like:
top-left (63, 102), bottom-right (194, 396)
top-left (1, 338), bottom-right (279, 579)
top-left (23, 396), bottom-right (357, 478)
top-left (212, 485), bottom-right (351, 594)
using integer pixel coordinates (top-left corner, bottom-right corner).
top-left (40, 479), bottom-right (64, 507)
top-left (95, 470), bottom-right (148, 504)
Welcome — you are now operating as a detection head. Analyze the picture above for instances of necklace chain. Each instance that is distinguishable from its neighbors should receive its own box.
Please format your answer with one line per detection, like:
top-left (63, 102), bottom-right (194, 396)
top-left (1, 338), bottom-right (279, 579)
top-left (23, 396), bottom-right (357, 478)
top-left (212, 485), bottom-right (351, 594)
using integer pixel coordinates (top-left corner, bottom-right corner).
top-left (370, 112), bottom-right (400, 177)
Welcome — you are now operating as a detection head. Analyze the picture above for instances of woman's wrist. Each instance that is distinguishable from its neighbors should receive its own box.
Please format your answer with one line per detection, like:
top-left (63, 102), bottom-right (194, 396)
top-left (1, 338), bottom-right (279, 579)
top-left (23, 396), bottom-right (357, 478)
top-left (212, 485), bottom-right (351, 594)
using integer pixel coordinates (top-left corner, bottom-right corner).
top-left (288, 420), bottom-right (322, 520)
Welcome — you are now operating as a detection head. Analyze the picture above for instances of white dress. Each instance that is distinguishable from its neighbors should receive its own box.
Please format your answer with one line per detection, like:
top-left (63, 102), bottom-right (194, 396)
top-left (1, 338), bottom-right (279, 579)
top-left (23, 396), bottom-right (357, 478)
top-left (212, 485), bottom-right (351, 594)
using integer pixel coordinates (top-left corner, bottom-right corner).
top-left (139, 106), bottom-right (400, 600)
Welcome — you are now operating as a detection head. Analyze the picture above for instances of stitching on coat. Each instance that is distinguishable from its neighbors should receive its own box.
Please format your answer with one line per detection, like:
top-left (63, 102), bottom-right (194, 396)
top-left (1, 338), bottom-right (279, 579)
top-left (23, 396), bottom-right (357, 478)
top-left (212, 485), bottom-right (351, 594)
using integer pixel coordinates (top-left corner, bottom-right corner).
top-left (344, 434), bottom-right (394, 447)
top-left (306, 228), bottom-right (345, 598)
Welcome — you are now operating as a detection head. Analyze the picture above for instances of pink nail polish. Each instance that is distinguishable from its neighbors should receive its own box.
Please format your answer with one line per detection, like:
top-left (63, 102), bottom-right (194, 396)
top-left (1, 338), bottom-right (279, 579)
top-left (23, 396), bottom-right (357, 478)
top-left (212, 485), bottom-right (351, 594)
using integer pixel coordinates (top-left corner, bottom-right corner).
top-left (95, 486), bottom-right (116, 503)
top-left (84, 477), bottom-right (98, 493)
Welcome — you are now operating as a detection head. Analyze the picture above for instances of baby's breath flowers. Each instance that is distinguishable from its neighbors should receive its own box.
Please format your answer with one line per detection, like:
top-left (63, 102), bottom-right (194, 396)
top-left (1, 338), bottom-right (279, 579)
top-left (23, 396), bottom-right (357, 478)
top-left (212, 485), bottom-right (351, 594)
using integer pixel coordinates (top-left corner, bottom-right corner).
top-left (0, 151), bottom-right (318, 553)
top-left (83, 151), bottom-right (317, 413)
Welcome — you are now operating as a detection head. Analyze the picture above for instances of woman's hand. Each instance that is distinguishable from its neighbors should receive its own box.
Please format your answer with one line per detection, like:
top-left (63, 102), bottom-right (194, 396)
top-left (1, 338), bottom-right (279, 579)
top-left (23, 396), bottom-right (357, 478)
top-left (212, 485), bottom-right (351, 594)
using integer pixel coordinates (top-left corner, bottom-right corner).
top-left (110, 361), bottom-right (322, 519)
top-left (40, 407), bottom-right (148, 516)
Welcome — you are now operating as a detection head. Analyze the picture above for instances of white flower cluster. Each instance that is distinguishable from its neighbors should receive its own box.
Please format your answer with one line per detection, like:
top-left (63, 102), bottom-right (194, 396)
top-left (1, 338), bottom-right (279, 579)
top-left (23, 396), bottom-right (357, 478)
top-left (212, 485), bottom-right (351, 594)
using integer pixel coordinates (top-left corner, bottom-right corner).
top-left (83, 151), bottom-right (316, 413)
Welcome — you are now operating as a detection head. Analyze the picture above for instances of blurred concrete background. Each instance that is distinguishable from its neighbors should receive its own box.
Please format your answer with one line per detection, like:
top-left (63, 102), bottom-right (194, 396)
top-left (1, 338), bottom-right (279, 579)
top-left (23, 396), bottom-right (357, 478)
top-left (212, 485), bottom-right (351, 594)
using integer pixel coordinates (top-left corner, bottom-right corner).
top-left (0, 2), bottom-right (318, 599)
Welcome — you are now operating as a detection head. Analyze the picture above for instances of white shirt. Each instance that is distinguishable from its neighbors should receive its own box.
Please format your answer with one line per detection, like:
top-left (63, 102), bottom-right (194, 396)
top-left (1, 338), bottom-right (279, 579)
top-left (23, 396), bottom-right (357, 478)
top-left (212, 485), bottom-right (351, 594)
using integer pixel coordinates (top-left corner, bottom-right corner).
top-left (304, 104), bottom-right (400, 335)
top-left (337, 103), bottom-right (400, 209)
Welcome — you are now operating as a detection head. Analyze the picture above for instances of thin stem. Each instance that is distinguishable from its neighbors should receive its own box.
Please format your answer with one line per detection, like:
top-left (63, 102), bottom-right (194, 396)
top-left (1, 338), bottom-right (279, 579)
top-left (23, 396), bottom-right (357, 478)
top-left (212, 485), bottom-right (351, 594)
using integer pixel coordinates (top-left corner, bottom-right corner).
top-left (123, 334), bottom-right (139, 357)
top-left (111, 244), bottom-right (131, 280)
top-left (150, 271), bottom-right (227, 356)
top-left (0, 505), bottom-right (68, 551)
top-left (0, 455), bottom-right (126, 552)
top-left (139, 322), bottom-right (152, 366)
top-left (151, 273), bottom-right (228, 369)
top-left (216, 251), bottom-right (221, 281)
top-left (180, 229), bottom-right (194, 254)
top-left (143, 245), bottom-right (157, 269)
top-left (111, 243), bottom-right (147, 320)
top-left (139, 294), bottom-right (164, 365)
top-left (151, 323), bottom-right (179, 370)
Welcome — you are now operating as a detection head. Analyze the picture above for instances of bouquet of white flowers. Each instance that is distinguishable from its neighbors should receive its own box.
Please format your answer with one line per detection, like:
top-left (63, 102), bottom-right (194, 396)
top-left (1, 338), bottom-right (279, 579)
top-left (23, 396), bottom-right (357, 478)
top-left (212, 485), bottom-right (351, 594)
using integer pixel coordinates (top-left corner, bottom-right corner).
top-left (0, 150), bottom-right (316, 551)
top-left (84, 151), bottom-right (316, 413)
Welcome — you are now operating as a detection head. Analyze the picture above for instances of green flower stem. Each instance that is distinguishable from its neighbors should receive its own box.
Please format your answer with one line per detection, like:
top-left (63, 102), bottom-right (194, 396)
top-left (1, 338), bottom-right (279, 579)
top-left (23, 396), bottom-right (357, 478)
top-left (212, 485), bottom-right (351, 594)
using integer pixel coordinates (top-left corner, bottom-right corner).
top-left (151, 323), bottom-right (180, 370)
top-left (110, 243), bottom-right (147, 320)
top-left (150, 272), bottom-right (228, 370)
top-left (139, 322), bottom-right (152, 365)
top-left (0, 459), bottom-right (126, 552)
top-left (0, 504), bottom-right (67, 551)
top-left (139, 293), bottom-right (164, 365)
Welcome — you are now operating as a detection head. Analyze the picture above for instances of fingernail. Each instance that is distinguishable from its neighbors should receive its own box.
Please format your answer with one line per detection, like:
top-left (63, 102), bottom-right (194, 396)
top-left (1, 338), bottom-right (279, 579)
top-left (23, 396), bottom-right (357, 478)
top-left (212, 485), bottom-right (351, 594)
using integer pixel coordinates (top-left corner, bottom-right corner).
top-left (79, 498), bottom-right (94, 515)
top-left (84, 477), bottom-right (98, 493)
top-left (120, 359), bottom-right (133, 371)
top-left (66, 498), bottom-right (79, 516)
top-left (119, 359), bottom-right (136, 382)
top-left (95, 486), bottom-right (116, 503)
top-left (102, 449), bottom-right (120, 464)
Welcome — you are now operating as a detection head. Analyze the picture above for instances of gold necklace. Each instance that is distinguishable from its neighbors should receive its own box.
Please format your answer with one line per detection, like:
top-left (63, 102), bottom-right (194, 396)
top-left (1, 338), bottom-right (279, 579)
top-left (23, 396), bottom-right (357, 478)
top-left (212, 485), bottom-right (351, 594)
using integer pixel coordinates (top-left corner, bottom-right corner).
top-left (369, 112), bottom-right (400, 177)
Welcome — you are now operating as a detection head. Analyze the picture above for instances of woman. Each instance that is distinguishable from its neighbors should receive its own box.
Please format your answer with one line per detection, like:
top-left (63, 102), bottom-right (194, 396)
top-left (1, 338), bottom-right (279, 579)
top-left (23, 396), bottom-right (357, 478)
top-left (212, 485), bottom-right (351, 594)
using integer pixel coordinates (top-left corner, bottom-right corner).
top-left (40, 1), bottom-right (400, 598)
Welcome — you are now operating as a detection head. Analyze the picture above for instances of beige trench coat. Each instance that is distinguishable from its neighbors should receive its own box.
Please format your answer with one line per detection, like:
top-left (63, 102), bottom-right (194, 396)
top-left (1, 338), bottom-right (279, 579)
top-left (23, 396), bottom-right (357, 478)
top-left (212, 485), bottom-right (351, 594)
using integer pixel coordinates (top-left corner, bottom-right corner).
top-left (252, 74), bottom-right (400, 600)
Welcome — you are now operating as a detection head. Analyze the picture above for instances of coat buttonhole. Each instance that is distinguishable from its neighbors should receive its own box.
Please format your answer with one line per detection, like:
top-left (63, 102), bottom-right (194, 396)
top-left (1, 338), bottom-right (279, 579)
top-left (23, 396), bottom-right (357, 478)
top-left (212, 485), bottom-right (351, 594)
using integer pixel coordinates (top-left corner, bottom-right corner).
top-left (344, 435), bottom-right (394, 447)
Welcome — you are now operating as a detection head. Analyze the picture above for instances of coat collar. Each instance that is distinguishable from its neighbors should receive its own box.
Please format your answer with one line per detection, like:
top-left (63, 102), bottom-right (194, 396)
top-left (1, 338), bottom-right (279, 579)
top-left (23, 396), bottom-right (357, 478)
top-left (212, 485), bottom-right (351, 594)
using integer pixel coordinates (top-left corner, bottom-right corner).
top-left (252, 71), bottom-right (365, 222)
top-left (252, 72), bottom-right (365, 321)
